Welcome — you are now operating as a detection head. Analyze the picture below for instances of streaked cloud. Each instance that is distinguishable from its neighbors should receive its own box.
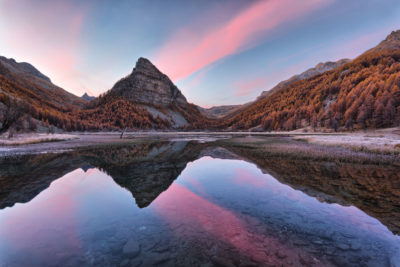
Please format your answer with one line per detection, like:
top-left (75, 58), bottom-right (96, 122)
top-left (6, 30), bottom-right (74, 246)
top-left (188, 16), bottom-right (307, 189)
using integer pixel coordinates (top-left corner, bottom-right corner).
top-left (154, 0), bottom-right (333, 82)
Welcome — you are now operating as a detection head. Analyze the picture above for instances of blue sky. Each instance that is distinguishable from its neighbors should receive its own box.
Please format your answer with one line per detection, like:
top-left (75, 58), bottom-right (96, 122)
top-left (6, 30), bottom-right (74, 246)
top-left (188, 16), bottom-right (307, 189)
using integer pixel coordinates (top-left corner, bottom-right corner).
top-left (0, 0), bottom-right (399, 107)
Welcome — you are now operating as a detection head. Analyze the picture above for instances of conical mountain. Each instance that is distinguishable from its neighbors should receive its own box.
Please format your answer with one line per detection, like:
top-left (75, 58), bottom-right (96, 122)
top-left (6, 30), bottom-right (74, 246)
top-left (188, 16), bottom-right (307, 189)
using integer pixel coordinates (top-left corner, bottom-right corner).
top-left (86, 58), bottom-right (209, 129)
top-left (110, 57), bottom-right (188, 106)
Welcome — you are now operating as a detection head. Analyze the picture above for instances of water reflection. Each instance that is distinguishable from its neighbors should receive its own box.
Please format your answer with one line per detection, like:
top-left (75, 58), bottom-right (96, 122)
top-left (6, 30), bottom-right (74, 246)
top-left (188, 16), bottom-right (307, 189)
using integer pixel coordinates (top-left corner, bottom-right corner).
top-left (0, 141), bottom-right (400, 266)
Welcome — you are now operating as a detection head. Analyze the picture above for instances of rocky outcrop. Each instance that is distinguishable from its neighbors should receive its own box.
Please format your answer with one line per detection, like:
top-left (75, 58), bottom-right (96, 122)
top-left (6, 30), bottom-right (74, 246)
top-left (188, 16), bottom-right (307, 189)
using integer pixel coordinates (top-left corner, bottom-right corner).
top-left (368, 30), bottom-right (400, 52)
top-left (110, 58), bottom-right (187, 107)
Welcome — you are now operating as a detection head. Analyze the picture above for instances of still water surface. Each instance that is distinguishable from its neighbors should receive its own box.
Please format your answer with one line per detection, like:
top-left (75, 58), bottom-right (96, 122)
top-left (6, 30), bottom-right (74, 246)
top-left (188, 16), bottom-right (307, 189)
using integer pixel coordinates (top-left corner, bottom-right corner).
top-left (0, 142), bottom-right (399, 266)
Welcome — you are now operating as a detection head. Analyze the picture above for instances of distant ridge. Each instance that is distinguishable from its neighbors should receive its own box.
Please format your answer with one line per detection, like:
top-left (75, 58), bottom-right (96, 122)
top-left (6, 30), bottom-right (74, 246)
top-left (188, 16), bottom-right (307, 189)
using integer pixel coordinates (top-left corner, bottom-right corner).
top-left (256, 59), bottom-right (351, 101)
top-left (81, 92), bottom-right (95, 101)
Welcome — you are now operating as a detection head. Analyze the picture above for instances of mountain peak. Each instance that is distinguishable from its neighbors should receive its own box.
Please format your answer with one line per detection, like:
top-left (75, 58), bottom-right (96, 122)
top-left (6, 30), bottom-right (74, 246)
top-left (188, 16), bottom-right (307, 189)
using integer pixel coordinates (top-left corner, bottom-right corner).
top-left (136, 57), bottom-right (153, 67)
top-left (81, 92), bottom-right (95, 101)
top-left (133, 57), bottom-right (161, 75)
top-left (110, 57), bottom-right (187, 107)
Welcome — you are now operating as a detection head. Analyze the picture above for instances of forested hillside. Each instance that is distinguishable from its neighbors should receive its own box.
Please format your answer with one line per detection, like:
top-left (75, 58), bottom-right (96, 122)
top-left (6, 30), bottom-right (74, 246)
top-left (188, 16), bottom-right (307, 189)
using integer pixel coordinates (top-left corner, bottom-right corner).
top-left (224, 31), bottom-right (400, 131)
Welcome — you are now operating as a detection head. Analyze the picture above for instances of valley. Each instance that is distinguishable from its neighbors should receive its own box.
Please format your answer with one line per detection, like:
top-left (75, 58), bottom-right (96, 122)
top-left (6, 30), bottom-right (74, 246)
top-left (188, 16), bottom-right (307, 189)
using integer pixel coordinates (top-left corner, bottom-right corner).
top-left (1, 31), bottom-right (400, 136)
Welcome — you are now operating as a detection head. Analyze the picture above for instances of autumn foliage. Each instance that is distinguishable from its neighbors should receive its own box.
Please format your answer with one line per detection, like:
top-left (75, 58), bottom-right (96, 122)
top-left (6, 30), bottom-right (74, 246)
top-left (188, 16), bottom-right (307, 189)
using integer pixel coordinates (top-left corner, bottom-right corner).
top-left (1, 49), bottom-right (400, 132)
top-left (224, 50), bottom-right (400, 131)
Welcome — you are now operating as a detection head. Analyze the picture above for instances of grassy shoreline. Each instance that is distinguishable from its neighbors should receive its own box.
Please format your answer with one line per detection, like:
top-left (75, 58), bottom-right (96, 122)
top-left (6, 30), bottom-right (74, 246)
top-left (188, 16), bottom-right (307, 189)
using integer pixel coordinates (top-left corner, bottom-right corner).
top-left (0, 134), bottom-right (79, 146)
top-left (0, 131), bottom-right (398, 164)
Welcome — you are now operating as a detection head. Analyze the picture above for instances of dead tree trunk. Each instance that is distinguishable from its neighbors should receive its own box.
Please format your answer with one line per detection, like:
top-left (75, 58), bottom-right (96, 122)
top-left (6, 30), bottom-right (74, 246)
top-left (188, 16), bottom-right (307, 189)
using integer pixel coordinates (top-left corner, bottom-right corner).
top-left (120, 127), bottom-right (127, 139)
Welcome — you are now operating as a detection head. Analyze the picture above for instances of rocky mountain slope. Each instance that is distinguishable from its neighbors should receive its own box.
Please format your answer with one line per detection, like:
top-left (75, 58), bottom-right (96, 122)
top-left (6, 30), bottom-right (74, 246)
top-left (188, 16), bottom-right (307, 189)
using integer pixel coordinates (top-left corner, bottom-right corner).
top-left (224, 30), bottom-right (400, 131)
top-left (0, 56), bottom-right (88, 133)
top-left (0, 56), bottom-right (86, 109)
top-left (200, 59), bottom-right (351, 120)
top-left (84, 58), bottom-right (210, 129)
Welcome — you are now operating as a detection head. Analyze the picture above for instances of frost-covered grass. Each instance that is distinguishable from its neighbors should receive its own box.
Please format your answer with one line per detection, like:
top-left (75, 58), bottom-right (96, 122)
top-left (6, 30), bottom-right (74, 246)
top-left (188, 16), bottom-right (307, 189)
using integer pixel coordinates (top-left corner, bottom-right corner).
top-left (293, 133), bottom-right (400, 154)
top-left (217, 135), bottom-right (400, 166)
top-left (0, 134), bottom-right (79, 146)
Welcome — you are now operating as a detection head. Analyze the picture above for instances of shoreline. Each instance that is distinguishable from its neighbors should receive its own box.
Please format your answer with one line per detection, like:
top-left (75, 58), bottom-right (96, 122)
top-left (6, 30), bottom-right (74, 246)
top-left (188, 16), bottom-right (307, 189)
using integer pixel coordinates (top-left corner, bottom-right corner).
top-left (0, 128), bottom-right (399, 158)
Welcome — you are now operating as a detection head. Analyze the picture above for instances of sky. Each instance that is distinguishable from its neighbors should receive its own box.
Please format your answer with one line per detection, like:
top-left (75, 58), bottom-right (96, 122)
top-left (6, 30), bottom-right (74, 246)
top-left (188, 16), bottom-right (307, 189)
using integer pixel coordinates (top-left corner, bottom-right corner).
top-left (0, 0), bottom-right (400, 108)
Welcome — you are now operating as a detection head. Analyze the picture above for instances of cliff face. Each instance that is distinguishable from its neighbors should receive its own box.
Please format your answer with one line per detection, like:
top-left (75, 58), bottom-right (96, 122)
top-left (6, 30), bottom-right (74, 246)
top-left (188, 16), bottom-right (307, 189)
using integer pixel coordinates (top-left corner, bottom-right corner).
top-left (111, 58), bottom-right (188, 107)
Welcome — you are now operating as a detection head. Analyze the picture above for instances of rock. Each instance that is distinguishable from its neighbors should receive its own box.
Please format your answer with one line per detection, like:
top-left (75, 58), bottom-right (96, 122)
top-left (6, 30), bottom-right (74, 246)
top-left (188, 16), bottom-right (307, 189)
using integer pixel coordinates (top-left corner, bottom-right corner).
top-left (111, 58), bottom-right (187, 107)
top-left (122, 239), bottom-right (141, 258)
top-left (336, 243), bottom-right (350, 251)
top-left (152, 252), bottom-right (171, 265)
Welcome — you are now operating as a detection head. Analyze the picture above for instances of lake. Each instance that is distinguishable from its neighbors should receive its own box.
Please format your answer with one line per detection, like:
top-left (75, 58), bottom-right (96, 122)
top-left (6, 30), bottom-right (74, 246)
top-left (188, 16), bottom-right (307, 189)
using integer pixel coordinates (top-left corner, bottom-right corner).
top-left (0, 140), bottom-right (399, 266)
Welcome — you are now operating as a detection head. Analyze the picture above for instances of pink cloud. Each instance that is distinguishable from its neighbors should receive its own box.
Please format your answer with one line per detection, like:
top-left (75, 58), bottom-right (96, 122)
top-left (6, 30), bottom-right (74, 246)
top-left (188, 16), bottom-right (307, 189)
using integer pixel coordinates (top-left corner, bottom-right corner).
top-left (153, 183), bottom-right (317, 263)
top-left (154, 0), bottom-right (333, 82)
top-left (232, 168), bottom-right (268, 187)
top-left (153, 184), bottom-right (277, 261)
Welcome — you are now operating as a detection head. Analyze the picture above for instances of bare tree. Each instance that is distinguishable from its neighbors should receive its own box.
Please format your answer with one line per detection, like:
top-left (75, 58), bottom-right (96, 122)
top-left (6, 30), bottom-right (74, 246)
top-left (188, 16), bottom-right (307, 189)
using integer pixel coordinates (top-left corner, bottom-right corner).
top-left (120, 127), bottom-right (127, 139)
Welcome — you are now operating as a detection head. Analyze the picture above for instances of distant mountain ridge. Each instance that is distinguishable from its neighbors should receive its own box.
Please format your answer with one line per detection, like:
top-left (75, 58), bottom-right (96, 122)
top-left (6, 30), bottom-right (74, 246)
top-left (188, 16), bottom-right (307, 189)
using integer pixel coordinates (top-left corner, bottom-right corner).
top-left (198, 105), bottom-right (240, 119)
top-left (256, 59), bottom-right (351, 101)
top-left (81, 92), bottom-right (95, 101)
